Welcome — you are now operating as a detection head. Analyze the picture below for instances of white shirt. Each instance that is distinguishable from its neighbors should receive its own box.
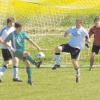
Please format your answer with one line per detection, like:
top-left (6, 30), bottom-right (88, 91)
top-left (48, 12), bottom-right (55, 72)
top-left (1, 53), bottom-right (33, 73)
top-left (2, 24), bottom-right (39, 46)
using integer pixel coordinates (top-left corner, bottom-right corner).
top-left (0, 26), bottom-right (15, 48)
top-left (0, 26), bottom-right (15, 41)
top-left (67, 26), bottom-right (89, 50)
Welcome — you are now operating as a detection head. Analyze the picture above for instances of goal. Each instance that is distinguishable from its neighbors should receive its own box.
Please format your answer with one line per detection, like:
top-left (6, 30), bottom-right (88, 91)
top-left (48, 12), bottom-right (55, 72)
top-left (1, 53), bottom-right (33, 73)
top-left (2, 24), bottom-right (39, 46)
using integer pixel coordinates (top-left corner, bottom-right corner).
top-left (0, 0), bottom-right (100, 67)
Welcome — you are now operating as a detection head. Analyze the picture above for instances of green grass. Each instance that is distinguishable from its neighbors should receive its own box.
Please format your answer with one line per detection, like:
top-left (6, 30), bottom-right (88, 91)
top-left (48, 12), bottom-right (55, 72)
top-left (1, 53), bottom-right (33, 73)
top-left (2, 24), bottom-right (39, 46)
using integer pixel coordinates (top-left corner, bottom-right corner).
top-left (0, 67), bottom-right (100, 100)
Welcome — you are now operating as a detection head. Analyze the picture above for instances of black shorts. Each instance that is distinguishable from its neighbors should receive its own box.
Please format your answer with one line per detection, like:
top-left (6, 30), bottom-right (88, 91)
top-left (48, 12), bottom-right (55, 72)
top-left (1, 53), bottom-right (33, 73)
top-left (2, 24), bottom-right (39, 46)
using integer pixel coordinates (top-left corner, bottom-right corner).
top-left (1, 49), bottom-right (12, 61)
top-left (60, 44), bottom-right (80, 59)
top-left (92, 45), bottom-right (100, 54)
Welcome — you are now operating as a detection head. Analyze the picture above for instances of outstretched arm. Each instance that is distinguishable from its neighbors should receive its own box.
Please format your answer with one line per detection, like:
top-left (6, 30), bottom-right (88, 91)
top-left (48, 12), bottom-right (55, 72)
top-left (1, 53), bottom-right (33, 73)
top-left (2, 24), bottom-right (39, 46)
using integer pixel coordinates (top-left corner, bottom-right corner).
top-left (64, 31), bottom-right (69, 37)
top-left (27, 38), bottom-right (41, 50)
top-left (64, 27), bottom-right (72, 37)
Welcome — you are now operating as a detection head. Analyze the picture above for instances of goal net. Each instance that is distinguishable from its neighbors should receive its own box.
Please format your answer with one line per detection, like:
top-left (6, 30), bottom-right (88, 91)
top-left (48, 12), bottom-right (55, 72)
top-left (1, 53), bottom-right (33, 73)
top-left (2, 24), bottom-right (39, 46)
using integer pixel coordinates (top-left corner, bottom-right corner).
top-left (0, 0), bottom-right (100, 67)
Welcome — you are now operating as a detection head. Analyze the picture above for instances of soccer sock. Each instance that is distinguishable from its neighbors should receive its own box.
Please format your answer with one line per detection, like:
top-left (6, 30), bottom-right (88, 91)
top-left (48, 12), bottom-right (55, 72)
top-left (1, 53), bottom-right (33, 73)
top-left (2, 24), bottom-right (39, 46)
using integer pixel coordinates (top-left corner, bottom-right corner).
top-left (90, 58), bottom-right (94, 67)
top-left (75, 68), bottom-right (80, 78)
top-left (55, 53), bottom-right (60, 65)
top-left (13, 66), bottom-right (19, 79)
top-left (0, 65), bottom-right (7, 78)
top-left (26, 67), bottom-right (32, 81)
top-left (26, 56), bottom-right (36, 65)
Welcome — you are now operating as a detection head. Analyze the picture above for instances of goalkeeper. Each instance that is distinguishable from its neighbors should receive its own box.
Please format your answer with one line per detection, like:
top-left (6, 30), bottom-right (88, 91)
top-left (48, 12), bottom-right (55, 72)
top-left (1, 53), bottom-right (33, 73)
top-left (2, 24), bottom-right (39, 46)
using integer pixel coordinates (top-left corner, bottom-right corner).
top-left (4, 22), bottom-right (42, 85)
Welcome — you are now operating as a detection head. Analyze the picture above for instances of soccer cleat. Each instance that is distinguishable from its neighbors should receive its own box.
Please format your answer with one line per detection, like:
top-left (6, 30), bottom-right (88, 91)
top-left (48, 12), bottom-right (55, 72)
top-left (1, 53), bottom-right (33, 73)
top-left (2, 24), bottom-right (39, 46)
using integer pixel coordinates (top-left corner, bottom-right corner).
top-left (52, 64), bottom-right (60, 70)
top-left (13, 78), bottom-right (23, 82)
top-left (35, 61), bottom-right (42, 68)
top-left (28, 80), bottom-right (33, 85)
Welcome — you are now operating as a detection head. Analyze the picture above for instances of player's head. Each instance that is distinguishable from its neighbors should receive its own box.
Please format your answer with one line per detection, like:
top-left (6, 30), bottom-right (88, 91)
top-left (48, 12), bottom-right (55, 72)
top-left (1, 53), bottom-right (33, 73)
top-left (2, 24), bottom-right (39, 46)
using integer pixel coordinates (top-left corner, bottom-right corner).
top-left (76, 18), bottom-right (83, 28)
top-left (7, 17), bottom-right (15, 27)
top-left (15, 22), bottom-right (22, 33)
top-left (94, 16), bottom-right (100, 27)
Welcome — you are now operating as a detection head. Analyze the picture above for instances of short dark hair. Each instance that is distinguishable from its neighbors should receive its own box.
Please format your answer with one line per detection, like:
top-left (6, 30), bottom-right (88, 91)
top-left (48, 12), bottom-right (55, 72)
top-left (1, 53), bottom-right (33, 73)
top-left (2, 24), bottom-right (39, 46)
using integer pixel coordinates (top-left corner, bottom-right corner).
top-left (15, 22), bottom-right (22, 28)
top-left (94, 16), bottom-right (100, 22)
top-left (7, 17), bottom-right (14, 24)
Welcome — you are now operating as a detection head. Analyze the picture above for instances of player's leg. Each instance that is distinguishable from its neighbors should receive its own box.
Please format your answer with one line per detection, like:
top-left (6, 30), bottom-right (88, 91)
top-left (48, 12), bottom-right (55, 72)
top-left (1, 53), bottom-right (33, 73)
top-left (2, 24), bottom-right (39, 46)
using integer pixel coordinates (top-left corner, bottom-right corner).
top-left (72, 59), bottom-right (80, 83)
top-left (0, 49), bottom-right (20, 82)
top-left (12, 57), bottom-right (22, 82)
top-left (52, 46), bottom-right (63, 70)
top-left (52, 44), bottom-right (70, 70)
top-left (0, 49), bottom-right (12, 82)
top-left (89, 45), bottom-right (99, 71)
top-left (0, 60), bottom-right (9, 82)
top-left (23, 51), bottom-right (42, 68)
top-left (70, 47), bottom-right (80, 83)
top-left (89, 52), bottom-right (96, 71)
top-left (24, 60), bottom-right (32, 85)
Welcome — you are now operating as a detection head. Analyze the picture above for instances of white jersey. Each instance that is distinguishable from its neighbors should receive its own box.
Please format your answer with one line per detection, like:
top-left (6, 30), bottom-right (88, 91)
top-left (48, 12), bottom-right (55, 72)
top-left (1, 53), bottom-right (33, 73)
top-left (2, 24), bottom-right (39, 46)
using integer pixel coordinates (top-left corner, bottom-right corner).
top-left (67, 26), bottom-right (89, 50)
top-left (0, 26), bottom-right (15, 48)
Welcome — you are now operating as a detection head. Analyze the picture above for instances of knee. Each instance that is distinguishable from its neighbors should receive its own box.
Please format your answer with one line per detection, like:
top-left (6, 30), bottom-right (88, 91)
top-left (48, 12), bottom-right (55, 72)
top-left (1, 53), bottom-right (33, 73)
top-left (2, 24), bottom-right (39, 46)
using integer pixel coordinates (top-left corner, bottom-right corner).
top-left (23, 52), bottom-right (30, 57)
top-left (25, 60), bottom-right (30, 66)
top-left (13, 57), bottom-right (19, 66)
top-left (72, 60), bottom-right (79, 68)
top-left (91, 53), bottom-right (96, 59)
top-left (4, 60), bottom-right (12, 67)
top-left (55, 46), bottom-right (62, 53)
top-left (15, 57), bottom-right (19, 63)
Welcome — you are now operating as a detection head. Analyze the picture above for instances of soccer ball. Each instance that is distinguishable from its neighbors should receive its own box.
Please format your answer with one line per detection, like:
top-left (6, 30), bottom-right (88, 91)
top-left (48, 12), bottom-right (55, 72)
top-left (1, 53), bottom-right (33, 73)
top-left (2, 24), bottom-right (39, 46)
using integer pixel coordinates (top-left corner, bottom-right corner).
top-left (37, 52), bottom-right (45, 58)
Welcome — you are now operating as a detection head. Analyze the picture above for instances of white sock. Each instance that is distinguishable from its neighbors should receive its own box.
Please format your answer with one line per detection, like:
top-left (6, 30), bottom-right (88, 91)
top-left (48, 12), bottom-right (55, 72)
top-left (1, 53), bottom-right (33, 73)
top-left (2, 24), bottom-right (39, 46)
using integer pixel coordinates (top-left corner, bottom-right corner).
top-left (55, 54), bottom-right (60, 65)
top-left (13, 66), bottom-right (19, 79)
top-left (0, 72), bottom-right (3, 79)
top-left (0, 65), bottom-right (7, 78)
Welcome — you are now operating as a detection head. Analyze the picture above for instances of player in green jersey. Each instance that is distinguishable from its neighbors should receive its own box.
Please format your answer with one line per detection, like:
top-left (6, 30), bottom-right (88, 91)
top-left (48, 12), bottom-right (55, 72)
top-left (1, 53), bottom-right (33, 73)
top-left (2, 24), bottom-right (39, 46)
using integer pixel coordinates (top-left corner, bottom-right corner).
top-left (4, 22), bottom-right (42, 85)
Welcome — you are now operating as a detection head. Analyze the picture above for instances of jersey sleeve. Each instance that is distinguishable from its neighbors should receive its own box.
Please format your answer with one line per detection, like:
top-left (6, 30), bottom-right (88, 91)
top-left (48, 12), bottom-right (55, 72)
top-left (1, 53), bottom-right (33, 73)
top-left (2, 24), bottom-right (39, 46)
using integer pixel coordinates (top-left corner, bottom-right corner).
top-left (23, 32), bottom-right (30, 39)
top-left (0, 30), bottom-right (7, 41)
top-left (5, 33), bottom-right (12, 42)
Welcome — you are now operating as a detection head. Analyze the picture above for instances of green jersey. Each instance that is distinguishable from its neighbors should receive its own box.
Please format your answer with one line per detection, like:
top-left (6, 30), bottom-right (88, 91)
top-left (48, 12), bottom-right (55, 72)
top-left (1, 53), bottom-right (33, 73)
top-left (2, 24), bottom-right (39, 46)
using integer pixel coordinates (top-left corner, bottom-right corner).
top-left (6, 31), bottom-right (29, 59)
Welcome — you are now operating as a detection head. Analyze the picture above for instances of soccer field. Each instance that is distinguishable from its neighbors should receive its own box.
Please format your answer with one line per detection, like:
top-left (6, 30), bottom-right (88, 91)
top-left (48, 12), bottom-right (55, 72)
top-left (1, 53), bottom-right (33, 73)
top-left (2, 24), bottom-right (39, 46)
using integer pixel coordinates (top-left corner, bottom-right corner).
top-left (0, 0), bottom-right (100, 100)
top-left (0, 67), bottom-right (100, 100)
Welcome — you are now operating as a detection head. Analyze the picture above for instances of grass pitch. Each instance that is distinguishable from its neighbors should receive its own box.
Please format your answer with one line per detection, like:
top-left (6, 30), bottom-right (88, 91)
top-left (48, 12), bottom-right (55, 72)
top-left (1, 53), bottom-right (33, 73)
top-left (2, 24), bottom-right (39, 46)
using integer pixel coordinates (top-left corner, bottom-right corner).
top-left (0, 67), bottom-right (100, 100)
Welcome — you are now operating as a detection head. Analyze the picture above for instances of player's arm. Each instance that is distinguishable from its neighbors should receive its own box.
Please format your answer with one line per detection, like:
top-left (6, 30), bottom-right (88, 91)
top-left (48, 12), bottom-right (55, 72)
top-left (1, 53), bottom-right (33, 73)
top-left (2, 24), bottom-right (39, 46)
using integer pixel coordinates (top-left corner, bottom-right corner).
top-left (0, 37), bottom-right (9, 47)
top-left (64, 31), bottom-right (69, 37)
top-left (85, 36), bottom-right (90, 48)
top-left (0, 34), bottom-right (15, 52)
top-left (84, 29), bottom-right (90, 48)
top-left (89, 27), bottom-right (94, 38)
top-left (85, 27), bottom-right (94, 48)
top-left (0, 29), bottom-right (10, 47)
top-left (24, 32), bottom-right (41, 50)
top-left (89, 31), bottom-right (94, 38)
top-left (27, 38), bottom-right (41, 50)
top-left (0, 37), bottom-right (11, 49)
top-left (64, 28), bottom-right (71, 37)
